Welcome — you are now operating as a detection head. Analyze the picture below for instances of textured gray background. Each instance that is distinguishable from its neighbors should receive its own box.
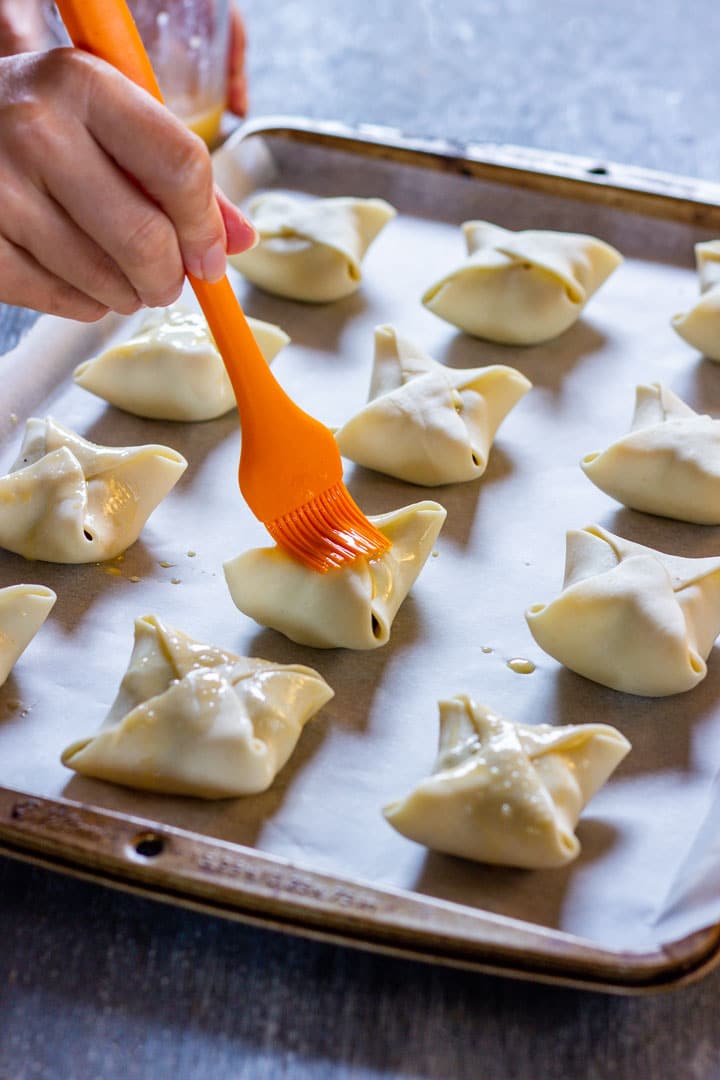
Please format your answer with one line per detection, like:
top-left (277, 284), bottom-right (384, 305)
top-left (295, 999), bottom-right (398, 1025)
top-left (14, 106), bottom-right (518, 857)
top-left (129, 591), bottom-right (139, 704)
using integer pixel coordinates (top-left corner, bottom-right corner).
top-left (243, 0), bottom-right (720, 180)
top-left (3, 1), bottom-right (720, 1077)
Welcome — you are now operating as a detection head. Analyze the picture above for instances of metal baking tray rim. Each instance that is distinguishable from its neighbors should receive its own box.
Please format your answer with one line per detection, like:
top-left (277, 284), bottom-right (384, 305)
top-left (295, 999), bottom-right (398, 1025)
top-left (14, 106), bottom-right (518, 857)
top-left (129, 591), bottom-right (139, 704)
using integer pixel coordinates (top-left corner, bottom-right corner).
top-left (2, 785), bottom-right (720, 995)
top-left (3, 116), bottom-right (720, 994)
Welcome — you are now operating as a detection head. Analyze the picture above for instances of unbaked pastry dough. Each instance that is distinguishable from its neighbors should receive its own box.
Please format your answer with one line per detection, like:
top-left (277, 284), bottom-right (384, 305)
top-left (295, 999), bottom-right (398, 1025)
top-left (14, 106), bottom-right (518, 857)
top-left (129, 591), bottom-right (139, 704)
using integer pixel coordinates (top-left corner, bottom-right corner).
top-left (73, 305), bottom-right (290, 421)
top-left (224, 500), bottom-right (446, 649)
top-left (582, 383), bottom-right (720, 524)
top-left (61, 615), bottom-right (334, 798)
top-left (383, 695), bottom-right (630, 869)
top-left (0, 417), bottom-right (187, 563)
top-left (334, 326), bottom-right (532, 485)
top-left (229, 193), bottom-right (397, 302)
top-left (0, 583), bottom-right (56, 686)
top-left (526, 525), bottom-right (720, 696)
top-left (422, 221), bottom-right (622, 344)
top-left (672, 240), bottom-right (720, 361)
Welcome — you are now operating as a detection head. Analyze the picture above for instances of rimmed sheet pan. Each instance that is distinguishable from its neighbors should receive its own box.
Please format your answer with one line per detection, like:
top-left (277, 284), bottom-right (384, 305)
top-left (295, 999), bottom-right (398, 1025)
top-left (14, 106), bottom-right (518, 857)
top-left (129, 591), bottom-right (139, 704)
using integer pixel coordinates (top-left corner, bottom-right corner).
top-left (3, 117), bottom-right (720, 992)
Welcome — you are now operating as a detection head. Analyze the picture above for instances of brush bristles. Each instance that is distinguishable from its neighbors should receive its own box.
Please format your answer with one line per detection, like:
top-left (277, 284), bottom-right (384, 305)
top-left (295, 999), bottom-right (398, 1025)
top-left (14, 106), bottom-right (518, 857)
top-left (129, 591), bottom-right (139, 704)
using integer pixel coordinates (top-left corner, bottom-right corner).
top-left (267, 482), bottom-right (390, 573)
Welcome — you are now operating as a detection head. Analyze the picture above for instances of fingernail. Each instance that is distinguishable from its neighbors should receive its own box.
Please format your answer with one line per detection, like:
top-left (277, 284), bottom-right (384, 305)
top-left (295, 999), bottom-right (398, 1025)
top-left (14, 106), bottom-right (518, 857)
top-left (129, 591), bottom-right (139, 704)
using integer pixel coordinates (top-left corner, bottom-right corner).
top-left (200, 241), bottom-right (227, 282)
top-left (227, 206), bottom-right (255, 250)
top-left (224, 214), bottom-right (258, 257)
top-left (236, 215), bottom-right (258, 251)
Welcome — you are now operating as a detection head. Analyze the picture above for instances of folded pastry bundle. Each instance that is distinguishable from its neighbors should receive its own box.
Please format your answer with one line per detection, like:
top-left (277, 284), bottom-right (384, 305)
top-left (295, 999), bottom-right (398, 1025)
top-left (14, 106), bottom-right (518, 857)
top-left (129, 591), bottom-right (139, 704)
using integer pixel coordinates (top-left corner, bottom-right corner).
top-left (0, 583), bottom-right (56, 687)
top-left (224, 500), bottom-right (446, 649)
top-left (526, 525), bottom-right (720, 696)
top-left (422, 220), bottom-right (622, 345)
top-left (230, 193), bottom-right (397, 302)
top-left (582, 383), bottom-right (720, 524)
top-left (384, 696), bottom-right (630, 869)
top-left (74, 304), bottom-right (290, 421)
top-left (61, 615), bottom-right (334, 798)
top-left (0, 418), bottom-right (186, 563)
top-left (335, 326), bottom-right (531, 485)
top-left (672, 240), bottom-right (720, 361)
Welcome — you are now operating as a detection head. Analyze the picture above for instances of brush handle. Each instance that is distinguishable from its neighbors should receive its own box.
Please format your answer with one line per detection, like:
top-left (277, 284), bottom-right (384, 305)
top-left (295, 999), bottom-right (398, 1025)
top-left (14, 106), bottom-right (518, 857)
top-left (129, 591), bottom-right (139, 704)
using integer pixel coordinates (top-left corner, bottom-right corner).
top-left (54, 0), bottom-right (290, 447)
top-left (54, 0), bottom-right (161, 93)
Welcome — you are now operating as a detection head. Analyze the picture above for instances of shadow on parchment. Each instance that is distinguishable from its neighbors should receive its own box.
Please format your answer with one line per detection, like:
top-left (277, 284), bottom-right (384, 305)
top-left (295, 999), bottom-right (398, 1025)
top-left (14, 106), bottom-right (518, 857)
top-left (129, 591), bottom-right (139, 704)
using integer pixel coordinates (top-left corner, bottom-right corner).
top-left (0, 540), bottom-right (160, 635)
top-left (342, 444), bottom-right (514, 552)
top-left (0, 671), bottom-right (21, 724)
top-left (234, 282), bottom-right (370, 356)
top-left (244, 591), bottom-right (424, 736)
top-left (432, 445), bottom-right (514, 550)
top-left (81, 405), bottom-right (240, 482)
top-left (685, 354), bottom-right (720, 412)
top-left (439, 319), bottom-right (609, 396)
top-left (408, 818), bottom-right (619, 935)
top-left (546, 651), bottom-right (720, 779)
top-left (603, 506), bottom-right (720, 558)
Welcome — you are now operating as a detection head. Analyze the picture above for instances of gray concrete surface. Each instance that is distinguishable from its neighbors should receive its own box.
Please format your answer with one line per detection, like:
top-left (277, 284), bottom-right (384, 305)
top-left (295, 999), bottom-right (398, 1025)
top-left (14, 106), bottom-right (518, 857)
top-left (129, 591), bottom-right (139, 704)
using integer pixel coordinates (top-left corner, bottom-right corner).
top-left (2, 3), bottom-right (720, 1077)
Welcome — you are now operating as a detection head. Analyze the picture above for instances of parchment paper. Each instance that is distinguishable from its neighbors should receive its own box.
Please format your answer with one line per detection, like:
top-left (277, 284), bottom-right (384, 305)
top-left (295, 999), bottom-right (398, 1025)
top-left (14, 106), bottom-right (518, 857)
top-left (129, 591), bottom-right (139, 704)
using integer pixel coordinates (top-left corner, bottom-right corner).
top-left (2, 130), bottom-right (720, 952)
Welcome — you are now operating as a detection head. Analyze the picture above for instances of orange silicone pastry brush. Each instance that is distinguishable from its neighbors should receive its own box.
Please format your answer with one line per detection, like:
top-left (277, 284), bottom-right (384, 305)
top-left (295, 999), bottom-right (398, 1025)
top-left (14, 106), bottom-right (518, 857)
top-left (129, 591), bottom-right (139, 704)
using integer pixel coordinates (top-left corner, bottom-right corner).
top-left (56, 0), bottom-right (390, 573)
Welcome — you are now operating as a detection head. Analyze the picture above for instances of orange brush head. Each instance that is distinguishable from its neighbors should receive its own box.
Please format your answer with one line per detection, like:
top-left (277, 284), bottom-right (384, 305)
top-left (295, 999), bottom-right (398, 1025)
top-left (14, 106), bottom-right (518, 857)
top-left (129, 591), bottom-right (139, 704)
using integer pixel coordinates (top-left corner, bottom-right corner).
top-left (266, 482), bottom-right (391, 573)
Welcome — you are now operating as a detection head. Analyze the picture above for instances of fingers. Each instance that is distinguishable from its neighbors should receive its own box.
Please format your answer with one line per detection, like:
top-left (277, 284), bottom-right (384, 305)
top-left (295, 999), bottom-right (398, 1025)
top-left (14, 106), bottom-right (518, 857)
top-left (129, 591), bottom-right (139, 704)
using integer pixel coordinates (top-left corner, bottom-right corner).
top-left (0, 235), bottom-right (109, 322)
top-left (42, 124), bottom-right (187, 308)
top-left (81, 56), bottom-right (231, 282)
top-left (227, 8), bottom-right (248, 116)
top-left (0, 49), bottom-right (254, 320)
top-left (3, 177), bottom-right (142, 315)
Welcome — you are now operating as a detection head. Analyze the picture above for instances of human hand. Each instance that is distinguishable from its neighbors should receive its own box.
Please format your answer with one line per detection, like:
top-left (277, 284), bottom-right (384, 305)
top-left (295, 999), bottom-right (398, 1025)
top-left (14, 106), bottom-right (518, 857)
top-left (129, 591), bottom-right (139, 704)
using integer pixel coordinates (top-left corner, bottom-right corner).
top-left (0, 49), bottom-right (256, 320)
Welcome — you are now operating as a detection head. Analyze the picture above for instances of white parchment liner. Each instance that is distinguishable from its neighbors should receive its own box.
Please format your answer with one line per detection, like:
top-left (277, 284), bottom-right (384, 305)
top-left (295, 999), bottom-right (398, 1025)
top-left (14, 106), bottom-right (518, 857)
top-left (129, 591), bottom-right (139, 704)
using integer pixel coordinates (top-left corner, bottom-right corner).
top-left (1, 131), bottom-right (720, 952)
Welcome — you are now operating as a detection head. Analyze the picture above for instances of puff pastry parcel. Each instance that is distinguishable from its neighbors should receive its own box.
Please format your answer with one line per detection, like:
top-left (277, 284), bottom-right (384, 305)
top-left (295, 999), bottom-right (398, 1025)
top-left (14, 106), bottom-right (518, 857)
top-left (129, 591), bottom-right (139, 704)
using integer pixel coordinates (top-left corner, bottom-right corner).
top-left (61, 615), bottom-right (334, 798)
top-left (582, 383), bottom-right (720, 524)
top-left (0, 583), bottom-right (56, 687)
top-left (224, 501), bottom-right (446, 648)
top-left (384, 696), bottom-right (630, 869)
top-left (0, 417), bottom-right (187, 563)
top-left (334, 326), bottom-right (531, 485)
top-left (526, 525), bottom-right (720, 696)
top-left (229, 193), bottom-right (396, 302)
top-left (672, 240), bottom-right (720, 361)
top-left (74, 305), bottom-right (290, 421)
top-left (422, 221), bottom-right (622, 344)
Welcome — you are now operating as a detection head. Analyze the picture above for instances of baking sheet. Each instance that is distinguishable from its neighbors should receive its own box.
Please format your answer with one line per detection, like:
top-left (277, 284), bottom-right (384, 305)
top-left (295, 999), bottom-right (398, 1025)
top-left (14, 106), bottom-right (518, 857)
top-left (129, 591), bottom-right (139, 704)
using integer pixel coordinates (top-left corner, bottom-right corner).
top-left (2, 126), bottom-right (720, 954)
